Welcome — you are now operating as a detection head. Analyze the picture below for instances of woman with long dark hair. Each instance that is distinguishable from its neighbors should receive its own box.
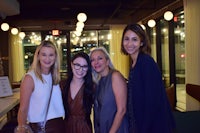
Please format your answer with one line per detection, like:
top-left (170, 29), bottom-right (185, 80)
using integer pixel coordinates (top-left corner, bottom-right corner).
top-left (62, 52), bottom-right (94, 133)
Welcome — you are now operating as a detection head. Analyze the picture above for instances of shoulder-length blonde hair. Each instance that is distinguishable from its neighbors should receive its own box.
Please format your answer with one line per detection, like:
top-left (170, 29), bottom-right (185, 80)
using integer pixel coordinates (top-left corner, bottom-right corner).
top-left (29, 40), bottom-right (60, 84)
top-left (89, 47), bottom-right (115, 83)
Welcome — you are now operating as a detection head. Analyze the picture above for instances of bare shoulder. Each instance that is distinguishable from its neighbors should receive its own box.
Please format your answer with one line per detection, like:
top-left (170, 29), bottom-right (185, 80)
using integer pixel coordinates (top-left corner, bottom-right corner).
top-left (112, 70), bottom-right (125, 81)
top-left (112, 70), bottom-right (126, 86)
top-left (112, 70), bottom-right (127, 93)
top-left (22, 74), bottom-right (33, 83)
top-left (20, 74), bottom-right (34, 90)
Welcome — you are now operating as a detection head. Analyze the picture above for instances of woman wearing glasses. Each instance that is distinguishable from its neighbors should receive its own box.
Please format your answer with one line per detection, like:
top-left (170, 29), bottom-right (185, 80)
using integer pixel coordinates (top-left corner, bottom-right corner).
top-left (62, 52), bottom-right (94, 133)
top-left (90, 47), bottom-right (129, 133)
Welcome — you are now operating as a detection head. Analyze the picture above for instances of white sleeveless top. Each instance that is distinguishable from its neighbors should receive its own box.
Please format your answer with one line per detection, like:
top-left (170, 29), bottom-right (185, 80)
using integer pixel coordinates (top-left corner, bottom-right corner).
top-left (27, 70), bottom-right (65, 122)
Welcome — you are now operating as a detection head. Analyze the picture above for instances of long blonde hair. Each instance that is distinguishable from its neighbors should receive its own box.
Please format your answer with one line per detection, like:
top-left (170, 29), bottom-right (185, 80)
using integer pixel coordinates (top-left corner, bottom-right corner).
top-left (29, 40), bottom-right (60, 84)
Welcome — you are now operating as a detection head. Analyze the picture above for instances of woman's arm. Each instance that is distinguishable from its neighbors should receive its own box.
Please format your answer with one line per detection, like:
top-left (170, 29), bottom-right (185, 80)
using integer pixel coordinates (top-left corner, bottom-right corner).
top-left (109, 71), bottom-right (127, 133)
top-left (17, 75), bottom-right (34, 127)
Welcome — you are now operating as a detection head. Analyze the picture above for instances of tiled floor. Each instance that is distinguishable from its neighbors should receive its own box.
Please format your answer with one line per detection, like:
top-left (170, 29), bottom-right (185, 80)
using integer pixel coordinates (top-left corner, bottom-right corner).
top-left (176, 84), bottom-right (186, 112)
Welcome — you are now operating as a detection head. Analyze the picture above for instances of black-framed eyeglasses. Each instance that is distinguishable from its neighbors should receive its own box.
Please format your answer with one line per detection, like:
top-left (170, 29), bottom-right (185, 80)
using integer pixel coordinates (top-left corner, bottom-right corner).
top-left (73, 63), bottom-right (88, 71)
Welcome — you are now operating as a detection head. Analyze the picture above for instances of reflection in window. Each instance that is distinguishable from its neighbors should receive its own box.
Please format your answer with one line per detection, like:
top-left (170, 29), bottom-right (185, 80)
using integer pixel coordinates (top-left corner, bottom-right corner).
top-left (23, 32), bottom-right (41, 71)
top-left (45, 34), bottom-right (67, 72)
top-left (98, 30), bottom-right (111, 51)
top-left (70, 30), bottom-right (97, 56)
top-left (150, 27), bottom-right (157, 61)
top-left (21, 30), bottom-right (111, 78)
top-left (174, 11), bottom-right (185, 84)
top-left (160, 19), bottom-right (170, 87)
top-left (70, 30), bottom-right (110, 56)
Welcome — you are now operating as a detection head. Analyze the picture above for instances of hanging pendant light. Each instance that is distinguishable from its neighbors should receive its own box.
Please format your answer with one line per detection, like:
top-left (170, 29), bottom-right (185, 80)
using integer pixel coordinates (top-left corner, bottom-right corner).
top-left (147, 19), bottom-right (156, 28)
top-left (77, 13), bottom-right (87, 22)
top-left (11, 28), bottom-right (19, 35)
top-left (1, 23), bottom-right (10, 31)
top-left (140, 24), bottom-right (146, 30)
top-left (19, 32), bottom-right (26, 39)
top-left (76, 21), bottom-right (84, 28)
top-left (164, 11), bottom-right (174, 21)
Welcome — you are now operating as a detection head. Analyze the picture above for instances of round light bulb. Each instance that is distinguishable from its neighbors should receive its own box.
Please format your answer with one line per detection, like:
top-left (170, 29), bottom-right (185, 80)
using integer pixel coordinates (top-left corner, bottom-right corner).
top-left (76, 27), bottom-right (83, 32)
top-left (140, 24), bottom-right (146, 30)
top-left (11, 28), bottom-right (19, 35)
top-left (1, 23), bottom-right (10, 31)
top-left (24, 55), bottom-right (28, 59)
top-left (148, 19), bottom-right (156, 28)
top-left (75, 31), bottom-right (82, 37)
top-left (164, 11), bottom-right (173, 21)
top-left (77, 13), bottom-right (87, 22)
top-left (19, 32), bottom-right (26, 39)
top-left (76, 21), bottom-right (84, 28)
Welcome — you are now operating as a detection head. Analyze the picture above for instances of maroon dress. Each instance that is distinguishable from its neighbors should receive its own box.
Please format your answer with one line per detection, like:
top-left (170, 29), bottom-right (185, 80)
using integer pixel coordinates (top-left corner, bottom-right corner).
top-left (64, 85), bottom-right (93, 133)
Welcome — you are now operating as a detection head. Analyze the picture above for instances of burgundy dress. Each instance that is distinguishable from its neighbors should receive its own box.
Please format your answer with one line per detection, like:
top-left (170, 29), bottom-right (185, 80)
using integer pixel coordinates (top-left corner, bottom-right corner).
top-left (64, 85), bottom-right (93, 133)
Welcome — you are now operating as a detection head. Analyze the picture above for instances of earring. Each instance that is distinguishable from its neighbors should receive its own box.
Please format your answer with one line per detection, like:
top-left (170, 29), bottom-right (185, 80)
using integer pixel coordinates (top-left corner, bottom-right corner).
top-left (140, 43), bottom-right (143, 46)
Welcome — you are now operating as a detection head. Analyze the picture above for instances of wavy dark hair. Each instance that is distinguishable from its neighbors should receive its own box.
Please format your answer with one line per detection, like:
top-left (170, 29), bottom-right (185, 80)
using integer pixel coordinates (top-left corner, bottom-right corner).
top-left (62, 52), bottom-right (94, 123)
top-left (121, 23), bottom-right (151, 55)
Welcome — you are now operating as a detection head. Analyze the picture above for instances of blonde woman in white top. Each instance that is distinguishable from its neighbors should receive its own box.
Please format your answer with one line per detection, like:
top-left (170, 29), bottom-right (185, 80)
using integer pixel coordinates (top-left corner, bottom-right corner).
top-left (16, 40), bottom-right (65, 133)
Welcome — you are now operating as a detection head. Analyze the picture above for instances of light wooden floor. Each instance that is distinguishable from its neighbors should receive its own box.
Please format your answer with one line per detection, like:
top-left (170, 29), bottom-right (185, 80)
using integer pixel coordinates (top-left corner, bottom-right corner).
top-left (176, 84), bottom-right (186, 112)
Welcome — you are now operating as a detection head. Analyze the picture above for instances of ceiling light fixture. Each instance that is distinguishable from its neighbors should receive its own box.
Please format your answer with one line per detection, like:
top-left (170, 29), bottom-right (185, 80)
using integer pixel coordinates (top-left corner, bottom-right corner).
top-left (147, 19), bottom-right (156, 28)
top-left (1, 23), bottom-right (10, 31)
top-left (11, 28), bottom-right (18, 35)
top-left (77, 13), bottom-right (87, 22)
top-left (74, 31), bottom-right (81, 37)
top-left (164, 11), bottom-right (174, 21)
top-left (76, 21), bottom-right (84, 28)
top-left (76, 27), bottom-right (83, 32)
top-left (140, 24), bottom-right (146, 30)
top-left (19, 32), bottom-right (26, 39)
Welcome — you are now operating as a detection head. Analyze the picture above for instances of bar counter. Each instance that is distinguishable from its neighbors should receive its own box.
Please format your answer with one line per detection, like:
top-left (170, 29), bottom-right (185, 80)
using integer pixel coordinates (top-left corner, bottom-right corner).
top-left (0, 88), bottom-right (20, 118)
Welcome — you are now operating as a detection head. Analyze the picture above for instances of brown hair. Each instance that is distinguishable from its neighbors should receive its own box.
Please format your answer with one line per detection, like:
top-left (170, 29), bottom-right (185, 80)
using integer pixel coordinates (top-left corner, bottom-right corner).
top-left (121, 24), bottom-right (151, 55)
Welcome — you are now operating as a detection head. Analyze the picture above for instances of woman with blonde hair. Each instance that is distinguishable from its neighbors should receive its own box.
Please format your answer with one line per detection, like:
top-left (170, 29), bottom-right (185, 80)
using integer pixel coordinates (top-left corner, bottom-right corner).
top-left (16, 40), bottom-right (65, 133)
top-left (90, 47), bottom-right (129, 133)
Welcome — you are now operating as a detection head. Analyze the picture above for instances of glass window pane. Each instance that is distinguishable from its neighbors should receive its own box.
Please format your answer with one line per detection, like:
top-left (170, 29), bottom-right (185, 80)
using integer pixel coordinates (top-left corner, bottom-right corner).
top-left (23, 32), bottom-right (41, 71)
top-left (22, 30), bottom-right (110, 78)
top-left (98, 30), bottom-right (111, 52)
top-left (174, 10), bottom-right (185, 111)
top-left (174, 11), bottom-right (185, 84)
top-left (150, 27), bottom-right (157, 61)
top-left (44, 34), bottom-right (67, 78)
top-left (70, 30), bottom-right (98, 56)
top-left (160, 19), bottom-right (170, 87)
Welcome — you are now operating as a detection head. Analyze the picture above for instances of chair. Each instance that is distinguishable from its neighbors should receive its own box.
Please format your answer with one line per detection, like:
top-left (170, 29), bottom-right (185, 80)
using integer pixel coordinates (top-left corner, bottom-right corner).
top-left (186, 84), bottom-right (200, 102)
top-left (186, 84), bottom-right (200, 111)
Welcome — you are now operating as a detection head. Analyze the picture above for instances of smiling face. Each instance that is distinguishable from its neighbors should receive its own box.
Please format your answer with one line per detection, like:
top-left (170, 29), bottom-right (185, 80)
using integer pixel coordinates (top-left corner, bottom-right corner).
top-left (71, 57), bottom-right (88, 79)
top-left (38, 46), bottom-right (56, 74)
top-left (123, 29), bottom-right (142, 56)
top-left (90, 50), bottom-right (109, 76)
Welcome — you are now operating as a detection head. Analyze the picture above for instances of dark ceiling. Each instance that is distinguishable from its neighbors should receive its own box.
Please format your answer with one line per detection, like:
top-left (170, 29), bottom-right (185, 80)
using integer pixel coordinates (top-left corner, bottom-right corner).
top-left (4, 0), bottom-right (180, 31)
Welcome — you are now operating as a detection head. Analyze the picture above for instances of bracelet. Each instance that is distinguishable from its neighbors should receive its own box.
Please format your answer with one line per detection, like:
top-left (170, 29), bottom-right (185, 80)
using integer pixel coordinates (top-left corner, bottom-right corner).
top-left (14, 124), bottom-right (33, 133)
top-left (16, 125), bottom-right (29, 130)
